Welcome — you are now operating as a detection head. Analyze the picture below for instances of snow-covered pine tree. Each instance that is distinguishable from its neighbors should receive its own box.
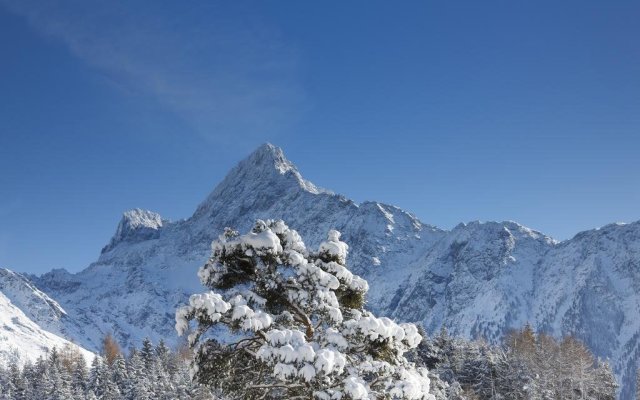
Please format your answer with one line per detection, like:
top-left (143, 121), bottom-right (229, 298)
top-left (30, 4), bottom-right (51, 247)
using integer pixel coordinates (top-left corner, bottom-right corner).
top-left (10, 363), bottom-right (25, 400)
top-left (126, 350), bottom-right (152, 400)
top-left (140, 338), bottom-right (155, 370)
top-left (593, 359), bottom-right (617, 400)
top-left (87, 356), bottom-right (103, 397)
top-left (155, 339), bottom-right (171, 373)
top-left (176, 219), bottom-right (434, 399)
top-left (88, 356), bottom-right (120, 400)
top-left (0, 364), bottom-right (14, 400)
top-left (70, 357), bottom-right (88, 398)
top-left (111, 353), bottom-right (129, 395)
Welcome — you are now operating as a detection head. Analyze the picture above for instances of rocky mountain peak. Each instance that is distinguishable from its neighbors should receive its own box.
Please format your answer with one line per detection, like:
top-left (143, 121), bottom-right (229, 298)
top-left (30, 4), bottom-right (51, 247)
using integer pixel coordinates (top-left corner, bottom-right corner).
top-left (102, 208), bottom-right (165, 253)
top-left (192, 143), bottom-right (325, 220)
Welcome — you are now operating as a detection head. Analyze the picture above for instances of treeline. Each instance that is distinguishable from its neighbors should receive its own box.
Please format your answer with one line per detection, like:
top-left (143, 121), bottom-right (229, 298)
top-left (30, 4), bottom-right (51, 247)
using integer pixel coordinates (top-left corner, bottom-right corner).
top-left (0, 336), bottom-right (213, 400)
top-left (0, 327), bottom-right (620, 399)
top-left (416, 325), bottom-right (618, 400)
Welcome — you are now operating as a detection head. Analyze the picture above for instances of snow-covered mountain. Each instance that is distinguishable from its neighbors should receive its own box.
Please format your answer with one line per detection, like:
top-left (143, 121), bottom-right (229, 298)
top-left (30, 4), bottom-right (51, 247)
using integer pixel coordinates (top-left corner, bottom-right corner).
top-left (2, 143), bottom-right (639, 398)
top-left (387, 220), bottom-right (640, 399)
top-left (0, 269), bottom-right (95, 366)
top-left (28, 144), bottom-right (445, 351)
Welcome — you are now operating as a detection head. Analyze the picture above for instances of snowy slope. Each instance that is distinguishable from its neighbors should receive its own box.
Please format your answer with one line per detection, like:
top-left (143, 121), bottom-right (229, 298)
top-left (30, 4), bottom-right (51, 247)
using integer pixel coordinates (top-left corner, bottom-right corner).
top-left (0, 282), bottom-right (95, 367)
top-left (10, 143), bottom-right (639, 398)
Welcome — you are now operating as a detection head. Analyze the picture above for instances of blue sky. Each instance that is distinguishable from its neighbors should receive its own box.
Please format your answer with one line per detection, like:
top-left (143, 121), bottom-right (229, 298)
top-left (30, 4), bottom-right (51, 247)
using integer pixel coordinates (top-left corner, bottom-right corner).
top-left (1, 1), bottom-right (639, 274)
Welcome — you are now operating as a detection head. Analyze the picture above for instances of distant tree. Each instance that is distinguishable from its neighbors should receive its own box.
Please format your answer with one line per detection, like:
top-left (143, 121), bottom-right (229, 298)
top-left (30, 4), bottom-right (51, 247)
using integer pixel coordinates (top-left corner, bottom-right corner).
top-left (70, 356), bottom-right (88, 397)
top-left (101, 333), bottom-right (122, 366)
top-left (415, 325), bottom-right (618, 400)
top-left (592, 359), bottom-right (617, 400)
top-left (140, 338), bottom-right (155, 370)
top-left (87, 357), bottom-right (103, 397)
top-left (0, 340), bottom-right (207, 400)
top-left (59, 343), bottom-right (85, 374)
top-left (155, 339), bottom-right (171, 371)
top-left (126, 350), bottom-right (152, 400)
top-left (176, 219), bottom-right (434, 399)
top-left (4, 362), bottom-right (26, 400)
top-left (111, 353), bottom-right (129, 395)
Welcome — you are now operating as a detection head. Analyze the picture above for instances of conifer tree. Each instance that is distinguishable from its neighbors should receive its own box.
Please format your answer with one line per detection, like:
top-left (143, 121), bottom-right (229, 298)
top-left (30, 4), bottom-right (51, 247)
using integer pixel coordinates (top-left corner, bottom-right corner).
top-left (87, 356), bottom-right (104, 398)
top-left (155, 339), bottom-right (171, 372)
top-left (593, 359), bottom-right (617, 400)
top-left (70, 357), bottom-right (88, 398)
top-left (126, 350), bottom-right (152, 400)
top-left (140, 338), bottom-right (155, 371)
top-left (7, 362), bottom-right (26, 400)
top-left (111, 353), bottom-right (129, 395)
top-left (176, 219), bottom-right (434, 399)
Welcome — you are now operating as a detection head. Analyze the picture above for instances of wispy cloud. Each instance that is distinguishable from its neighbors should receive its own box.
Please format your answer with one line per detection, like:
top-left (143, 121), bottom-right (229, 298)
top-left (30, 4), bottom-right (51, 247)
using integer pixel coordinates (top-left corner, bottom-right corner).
top-left (1, 0), bottom-right (304, 143)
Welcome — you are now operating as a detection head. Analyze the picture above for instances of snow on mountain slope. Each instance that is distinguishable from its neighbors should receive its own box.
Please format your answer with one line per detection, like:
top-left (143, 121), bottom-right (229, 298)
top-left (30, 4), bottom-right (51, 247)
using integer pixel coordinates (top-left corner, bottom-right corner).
top-left (0, 268), bottom-right (68, 334)
top-left (387, 221), bottom-right (556, 340)
top-left (16, 143), bottom-right (640, 398)
top-left (0, 284), bottom-right (95, 367)
top-left (31, 144), bottom-right (444, 351)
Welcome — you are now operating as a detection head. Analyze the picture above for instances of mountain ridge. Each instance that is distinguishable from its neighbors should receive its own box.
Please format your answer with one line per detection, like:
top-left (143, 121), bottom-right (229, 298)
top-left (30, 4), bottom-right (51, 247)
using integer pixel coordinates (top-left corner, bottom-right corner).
top-left (1, 143), bottom-right (639, 398)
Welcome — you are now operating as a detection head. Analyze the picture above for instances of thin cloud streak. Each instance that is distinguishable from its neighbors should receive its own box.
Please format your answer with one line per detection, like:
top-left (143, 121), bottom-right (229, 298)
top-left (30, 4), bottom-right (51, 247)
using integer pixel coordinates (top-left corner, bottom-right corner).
top-left (1, 0), bottom-right (304, 143)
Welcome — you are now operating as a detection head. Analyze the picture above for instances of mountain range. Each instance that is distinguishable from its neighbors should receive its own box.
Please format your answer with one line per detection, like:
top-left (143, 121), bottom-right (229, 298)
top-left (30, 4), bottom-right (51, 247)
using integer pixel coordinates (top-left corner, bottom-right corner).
top-left (1, 143), bottom-right (638, 398)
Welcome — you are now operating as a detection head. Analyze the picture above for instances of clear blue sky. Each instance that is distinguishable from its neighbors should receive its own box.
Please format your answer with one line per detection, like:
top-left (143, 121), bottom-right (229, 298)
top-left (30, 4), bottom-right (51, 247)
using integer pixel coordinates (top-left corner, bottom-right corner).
top-left (1, 1), bottom-right (639, 274)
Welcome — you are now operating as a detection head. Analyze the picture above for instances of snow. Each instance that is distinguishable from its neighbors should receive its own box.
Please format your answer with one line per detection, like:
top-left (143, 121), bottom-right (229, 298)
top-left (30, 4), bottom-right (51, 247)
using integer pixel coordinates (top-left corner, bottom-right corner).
top-left (264, 329), bottom-right (304, 346)
top-left (299, 363), bottom-right (316, 381)
top-left (340, 313), bottom-right (421, 351)
top-left (324, 328), bottom-right (349, 350)
top-left (389, 368), bottom-right (433, 400)
top-left (298, 261), bottom-right (340, 290)
top-left (0, 291), bottom-right (95, 367)
top-left (175, 291), bottom-right (231, 335)
top-left (5, 143), bottom-right (637, 399)
top-left (215, 227), bottom-right (283, 255)
top-left (319, 230), bottom-right (349, 264)
top-left (343, 376), bottom-right (368, 399)
top-left (313, 348), bottom-right (346, 375)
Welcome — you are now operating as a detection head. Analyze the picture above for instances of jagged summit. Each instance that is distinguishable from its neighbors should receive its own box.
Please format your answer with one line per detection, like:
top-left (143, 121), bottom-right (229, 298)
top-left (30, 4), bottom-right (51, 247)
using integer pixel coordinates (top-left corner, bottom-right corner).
top-left (192, 143), bottom-right (326, 219)
top-left (102, 208), bottom-right (165, 253)
top-left (452, 220), bottom-right (557, 244)
top-left (565, 219), bottom-right (640, 245)
top-left (250, 143), bottom-right (297, 174)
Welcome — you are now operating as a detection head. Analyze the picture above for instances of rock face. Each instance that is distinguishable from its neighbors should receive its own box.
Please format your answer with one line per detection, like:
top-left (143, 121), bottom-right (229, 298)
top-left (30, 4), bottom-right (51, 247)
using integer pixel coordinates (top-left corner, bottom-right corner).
top-left (102, 208), bottom-right (165, 253)
top-left (2, 143), bottom-right (639, 398)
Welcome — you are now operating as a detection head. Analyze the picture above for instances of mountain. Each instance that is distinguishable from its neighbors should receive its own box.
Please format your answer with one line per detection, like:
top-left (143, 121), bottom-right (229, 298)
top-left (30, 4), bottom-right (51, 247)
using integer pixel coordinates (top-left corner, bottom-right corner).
top-left (0, 269), bottom-right (95, 366)
top-left (29, 144), bottom-right (445, 350)
top-left (387, 220), bottom-right (640, 399)
top-left (3, 143), bottom-right (637, 398)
